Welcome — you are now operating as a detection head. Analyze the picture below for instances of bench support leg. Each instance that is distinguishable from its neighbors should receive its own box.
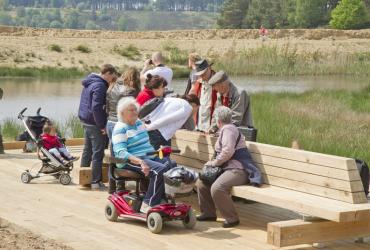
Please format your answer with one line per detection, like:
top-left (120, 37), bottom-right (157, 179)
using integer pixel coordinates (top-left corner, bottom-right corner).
top-left (267, 219), bottom-right (370, 247)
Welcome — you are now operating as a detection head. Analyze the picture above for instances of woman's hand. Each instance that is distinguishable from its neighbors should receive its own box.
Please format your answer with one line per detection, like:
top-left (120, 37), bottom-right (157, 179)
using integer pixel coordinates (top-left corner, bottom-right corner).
top-left (141, 161), bottom-right (150, 176)
top-left (128, 156), bottom-right (143, 165)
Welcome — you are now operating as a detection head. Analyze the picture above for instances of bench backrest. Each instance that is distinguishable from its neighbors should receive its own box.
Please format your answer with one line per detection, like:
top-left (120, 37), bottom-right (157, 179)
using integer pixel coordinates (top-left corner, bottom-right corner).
top-left (171, 130), bottom-right (367, 204)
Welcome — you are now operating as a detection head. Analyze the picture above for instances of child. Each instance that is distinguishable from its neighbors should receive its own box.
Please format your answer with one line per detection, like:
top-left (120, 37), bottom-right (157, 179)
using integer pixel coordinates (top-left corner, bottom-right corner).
top-left (41, 123), bottom-right (78, 164)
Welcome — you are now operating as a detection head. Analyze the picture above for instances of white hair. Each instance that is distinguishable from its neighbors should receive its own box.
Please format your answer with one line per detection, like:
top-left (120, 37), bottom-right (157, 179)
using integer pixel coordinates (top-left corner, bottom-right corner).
top-left (215, 106), bottom-right (233, 124)
top-left (116, 97), bottom-right (139, 122)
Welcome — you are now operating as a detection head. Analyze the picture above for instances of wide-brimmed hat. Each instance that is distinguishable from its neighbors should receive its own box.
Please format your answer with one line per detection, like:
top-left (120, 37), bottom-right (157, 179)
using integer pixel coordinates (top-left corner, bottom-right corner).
top-left (194, 59), bottom-right (213, 76)
top-left (209, 71), bottom-right (228, 86)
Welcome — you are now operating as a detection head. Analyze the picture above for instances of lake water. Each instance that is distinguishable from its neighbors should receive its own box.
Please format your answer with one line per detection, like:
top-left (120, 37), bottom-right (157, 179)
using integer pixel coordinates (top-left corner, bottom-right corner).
top-left (1, 75), bottom-right (369, 123)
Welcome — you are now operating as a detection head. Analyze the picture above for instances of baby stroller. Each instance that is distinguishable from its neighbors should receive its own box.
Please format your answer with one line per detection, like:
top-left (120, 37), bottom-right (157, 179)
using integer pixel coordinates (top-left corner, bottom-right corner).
top-left (18, 107), bottom-right (73, 185)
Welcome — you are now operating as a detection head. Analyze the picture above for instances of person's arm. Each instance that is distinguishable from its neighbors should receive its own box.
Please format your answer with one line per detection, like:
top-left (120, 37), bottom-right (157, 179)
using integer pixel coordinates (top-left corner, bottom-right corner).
top-left (146, 102), bottom-right (192, 131)
top-left (91, 84), bottom-right (107, 130)
top-left (140, 59), bottom-right (152, 84)
top-left (231, 90), bottom-right (253, 127)
top-left (206, 127), bottom-right (238, 167)
top-left (208, 95), bottom-right (222, 133)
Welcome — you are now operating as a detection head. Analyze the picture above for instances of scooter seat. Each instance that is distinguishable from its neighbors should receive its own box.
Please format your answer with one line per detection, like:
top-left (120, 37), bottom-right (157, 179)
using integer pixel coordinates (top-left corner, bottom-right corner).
top-left (114, 169), bottom-right (143, 179)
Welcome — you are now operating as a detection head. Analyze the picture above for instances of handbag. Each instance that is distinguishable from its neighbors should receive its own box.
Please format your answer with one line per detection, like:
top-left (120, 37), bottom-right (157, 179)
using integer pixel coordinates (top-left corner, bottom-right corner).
top-left (199, 132), bottom-right (241, 185)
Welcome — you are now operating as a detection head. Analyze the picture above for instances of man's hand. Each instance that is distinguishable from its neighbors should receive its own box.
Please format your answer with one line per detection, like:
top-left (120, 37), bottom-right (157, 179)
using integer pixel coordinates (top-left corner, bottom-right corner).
top-left (100, 128), bottom-right (106, 135)
top-left (205, 160), bottom-right (215, 167)
top-left (141, 161), bottom-right (150, 176)
top-left (144, 59), bottom-right (152, 68)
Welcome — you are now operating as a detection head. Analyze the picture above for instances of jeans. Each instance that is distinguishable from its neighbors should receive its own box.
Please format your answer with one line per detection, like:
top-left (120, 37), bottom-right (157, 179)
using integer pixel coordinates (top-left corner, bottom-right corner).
top-left (0, 132), bottom-right (4, 154)
top-left (106, 120), bottom-right (118, 191)
top-left (48, 147), bottom-right (72, 161)
top-left (81, 124), bottom-right (106, 184)
top-left (148, 130), bottom-right (171, 150)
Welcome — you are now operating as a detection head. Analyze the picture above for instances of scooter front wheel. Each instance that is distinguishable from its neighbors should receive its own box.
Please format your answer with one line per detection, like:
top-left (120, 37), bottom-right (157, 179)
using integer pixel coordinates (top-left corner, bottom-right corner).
top-left (147, 212), bottom-right (163, 234)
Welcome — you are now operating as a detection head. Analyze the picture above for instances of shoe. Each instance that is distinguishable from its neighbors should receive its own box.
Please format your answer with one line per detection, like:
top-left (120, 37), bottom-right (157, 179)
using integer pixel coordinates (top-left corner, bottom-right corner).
top-left (140, 202), bottom-right (151, 214)
top-left (196, 214), bottom-right (217, 222)
top-left (91, 182), bottom-right (107, 191)
top-left (69, 156), bottom-right (80, 162)
top-left (222, 220), bottom-right (240, 228)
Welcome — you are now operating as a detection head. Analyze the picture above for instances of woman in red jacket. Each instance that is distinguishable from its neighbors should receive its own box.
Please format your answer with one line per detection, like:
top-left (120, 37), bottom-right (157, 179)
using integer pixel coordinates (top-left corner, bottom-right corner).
top-left (136, 74), bottom-right (167, 106)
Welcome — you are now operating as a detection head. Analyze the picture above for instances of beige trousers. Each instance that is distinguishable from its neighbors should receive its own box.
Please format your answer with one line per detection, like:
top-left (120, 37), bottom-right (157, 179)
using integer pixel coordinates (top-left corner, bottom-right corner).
top-left (197, 169), bottom-right (248, 223)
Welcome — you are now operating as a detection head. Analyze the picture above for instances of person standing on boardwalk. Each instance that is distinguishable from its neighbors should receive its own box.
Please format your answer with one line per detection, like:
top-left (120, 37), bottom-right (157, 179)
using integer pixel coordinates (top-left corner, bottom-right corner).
top-left (140, 52), bottom-right (173, 90)
top-left (184, 53), bottom-right (201, 95)
top-left (208, 71), bottom-right (253, 134)
top-left (189, 59), bottom-right (217, 132)
top-left (78, 64), bottom-right (118, 190)
top-left (0, 87), bottom-right (4, 154)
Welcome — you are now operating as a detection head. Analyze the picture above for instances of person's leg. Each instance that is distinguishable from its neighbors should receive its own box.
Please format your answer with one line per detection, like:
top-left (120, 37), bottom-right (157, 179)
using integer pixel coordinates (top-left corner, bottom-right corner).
top-left (80, 124), bottom-right (92, 167)
top-left (58, 147), bottom-right (72, 159)
top-left (48, 148), bottom-right (64, 162)
top-left (197, 179), bottom-right (217, 218)
top-left (142, 159), bottom-right (172, 207)
top-left (0, 131), bottom-right (4, 154)
top-left (148, 130), bottom-right (170, 150)
top-left (106, 120), bottom-right (117, 192)
top-left (211, 169), bottom-right (248, 223)
top-left (90, 125), bottom-right (105, 184)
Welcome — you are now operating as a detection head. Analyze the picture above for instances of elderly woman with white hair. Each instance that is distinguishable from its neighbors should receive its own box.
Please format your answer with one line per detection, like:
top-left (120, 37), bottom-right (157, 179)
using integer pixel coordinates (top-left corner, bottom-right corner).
top-left (111, 97), bottom-right (176, 213)
top-left (196, 106), bottom-right (262, 228)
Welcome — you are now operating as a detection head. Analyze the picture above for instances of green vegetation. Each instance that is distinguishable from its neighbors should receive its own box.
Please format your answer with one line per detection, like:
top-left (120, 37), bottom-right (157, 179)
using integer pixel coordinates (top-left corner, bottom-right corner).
top-left (0, 67), bottom-right (85, 78)
top-left (211, 44), bottom-right (370, 76)
top-left (112, 44), bottom-right (141, 60)
top-left (330, 0), bottom-right (369, 29)
top-left (253, 85), bottom-right (370, 164)
top-left (49, 43), bottom-right (62, 53)
top-left (0, 118), bottom-right (23, 141)
top-left (162, 41), bottom-right (188, 65)
top-left (54, 115), bottom-right (83, 138)
top-left (75, 44), bottom-right (91, 53)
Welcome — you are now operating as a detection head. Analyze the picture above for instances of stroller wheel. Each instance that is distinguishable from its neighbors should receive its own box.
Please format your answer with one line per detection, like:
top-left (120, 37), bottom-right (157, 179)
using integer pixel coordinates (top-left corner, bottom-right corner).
top-left (59, 173), bottom-right (71, 185)
top-left (147, 212), bottom-right (163, 234)
top-left (105, 201), bottom-right (118, 222)
top-left (182, 208), bottom-right (196, 229)
top-left (21, 171), bottom-right (32, 184)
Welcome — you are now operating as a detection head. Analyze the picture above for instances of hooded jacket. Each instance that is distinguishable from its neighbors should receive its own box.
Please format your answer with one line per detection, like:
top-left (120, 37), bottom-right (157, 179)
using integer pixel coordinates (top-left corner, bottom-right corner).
top-left (78, 73), bottom-right (108, 129)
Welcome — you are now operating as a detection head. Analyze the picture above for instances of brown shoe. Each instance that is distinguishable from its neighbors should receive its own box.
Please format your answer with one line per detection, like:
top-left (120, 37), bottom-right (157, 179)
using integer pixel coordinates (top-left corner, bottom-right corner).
top-left (196, 214), bottom-right (217, 222)
top-left (222, 220), bottom-right (240, 228)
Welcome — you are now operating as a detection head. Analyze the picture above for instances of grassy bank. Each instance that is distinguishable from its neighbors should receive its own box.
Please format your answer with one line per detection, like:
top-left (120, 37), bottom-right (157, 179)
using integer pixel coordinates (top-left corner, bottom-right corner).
top-left (253, 85), bottom-right (370, 163)
top-left (0, 67), bottom-right (86, 79)
top-left (1, 86), bottom-right (369, 165)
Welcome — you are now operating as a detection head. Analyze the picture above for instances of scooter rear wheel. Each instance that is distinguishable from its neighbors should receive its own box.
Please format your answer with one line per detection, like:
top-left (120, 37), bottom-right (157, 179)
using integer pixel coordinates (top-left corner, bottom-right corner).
top-left (183, 208), bottom-right (196, 229)
top-left (105, 201), bottom-right (118, 222)
top-left (21, 171), bottom-right (32, 184)
top-left (147, 212), bottom-right (163, 234)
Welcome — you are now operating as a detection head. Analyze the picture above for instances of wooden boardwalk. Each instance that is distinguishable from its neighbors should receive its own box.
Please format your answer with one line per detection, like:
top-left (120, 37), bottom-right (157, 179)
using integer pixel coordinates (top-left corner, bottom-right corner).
top-left (0, 147), bottom-right (369, 250)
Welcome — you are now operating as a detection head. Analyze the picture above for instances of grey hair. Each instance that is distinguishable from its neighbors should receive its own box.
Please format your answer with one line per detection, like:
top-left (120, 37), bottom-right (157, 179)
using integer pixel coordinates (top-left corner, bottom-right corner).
top-left (215, 106), bottom-right (233, 124)
top-left (116, 97), bottom-right (139, 122)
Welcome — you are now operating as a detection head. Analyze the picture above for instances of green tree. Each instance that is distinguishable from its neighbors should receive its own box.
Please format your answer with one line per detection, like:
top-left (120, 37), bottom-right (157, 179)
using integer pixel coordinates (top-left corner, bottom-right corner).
top-left (330, 0), bottom-right (369, 29)
top-left (0, 0), bottom-right (8, 11)
top-left (85, 20), bottom-right (97, 30)
top-left (217, 0), bottom-right (250, 28)
top-left (64, 9), bottom-right (79, 29)
top-left (0, 11), bottom-right (12, 25)
top-left (117, 15), bottom-right (128, 31)
top-left (50, 20), bottom-right (63, 28)
top-left (244, 0), bottom-right (289, 28)
top-left (291, 0), bottom-right (329, 28)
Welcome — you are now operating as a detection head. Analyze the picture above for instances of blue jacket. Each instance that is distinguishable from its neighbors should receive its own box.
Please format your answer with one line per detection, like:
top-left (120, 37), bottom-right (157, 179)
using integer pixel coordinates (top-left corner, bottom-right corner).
top-left (78, 74), bottom-right (108, 129)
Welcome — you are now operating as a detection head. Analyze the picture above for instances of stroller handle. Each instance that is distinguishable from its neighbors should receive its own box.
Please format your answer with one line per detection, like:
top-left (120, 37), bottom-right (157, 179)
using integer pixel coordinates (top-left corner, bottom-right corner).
top-left (18, 107), bottom-right (27, 119)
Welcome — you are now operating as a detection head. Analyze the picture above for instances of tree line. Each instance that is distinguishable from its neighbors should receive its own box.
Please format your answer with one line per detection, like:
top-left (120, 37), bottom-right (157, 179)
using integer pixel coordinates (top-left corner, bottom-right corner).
top-left (218, 0), bottom-right (370, 29)
top-left (2, 0), bottom-right (225, 11)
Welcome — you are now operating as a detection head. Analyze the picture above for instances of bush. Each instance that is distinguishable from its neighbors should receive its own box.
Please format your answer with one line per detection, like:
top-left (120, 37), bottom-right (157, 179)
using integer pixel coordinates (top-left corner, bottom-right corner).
top-left (330, 0), bottom-right (369, 29)
top-left (112, 44), bottom-right (141, 60)
top-left (49, 44), bottom-right (62, 53)
top-left (75, 44), bottom-right (91, 53)
top-left (161, 41), bottom-right (188, 65)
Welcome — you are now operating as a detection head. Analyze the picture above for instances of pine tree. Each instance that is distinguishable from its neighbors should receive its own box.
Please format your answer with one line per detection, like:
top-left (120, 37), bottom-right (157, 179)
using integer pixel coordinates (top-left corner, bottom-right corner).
top-left (217, 0), bottom-right (249, 28)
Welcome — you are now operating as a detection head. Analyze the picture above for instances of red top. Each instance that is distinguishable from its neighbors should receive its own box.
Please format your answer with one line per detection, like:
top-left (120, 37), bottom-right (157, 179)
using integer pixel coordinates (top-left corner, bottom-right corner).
top-left (221, 95), bottom-right (230, 107)
top-left (41, 133), bottom-right (62, 150)
top-left (193, 77), bottom-right (218, 125)
top-left (136, 86), bottom-right (155, 106)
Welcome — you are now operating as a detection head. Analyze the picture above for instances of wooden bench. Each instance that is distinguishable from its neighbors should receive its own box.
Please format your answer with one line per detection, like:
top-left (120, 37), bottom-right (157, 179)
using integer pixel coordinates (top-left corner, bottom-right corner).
top-left (171, 129), bottom-right (370, 247)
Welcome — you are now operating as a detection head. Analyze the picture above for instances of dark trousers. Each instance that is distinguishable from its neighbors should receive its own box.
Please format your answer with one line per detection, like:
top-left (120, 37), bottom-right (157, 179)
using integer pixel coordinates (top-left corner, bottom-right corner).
top-left (0, 132), bottom-right (4, 154)
top-left (81, 124), bottom-right (105, 184)
top-left (148, 130), bottom-right (171, 150)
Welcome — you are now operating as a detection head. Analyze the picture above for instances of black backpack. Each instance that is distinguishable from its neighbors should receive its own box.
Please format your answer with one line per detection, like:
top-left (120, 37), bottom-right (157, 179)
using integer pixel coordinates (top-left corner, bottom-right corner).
top-left (355, 159), bottom-right (369, 197)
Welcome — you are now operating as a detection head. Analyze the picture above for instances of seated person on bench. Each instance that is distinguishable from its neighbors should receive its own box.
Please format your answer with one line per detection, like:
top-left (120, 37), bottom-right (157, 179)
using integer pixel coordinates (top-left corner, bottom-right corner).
top-left (112, 97), bottom-right (176, 213)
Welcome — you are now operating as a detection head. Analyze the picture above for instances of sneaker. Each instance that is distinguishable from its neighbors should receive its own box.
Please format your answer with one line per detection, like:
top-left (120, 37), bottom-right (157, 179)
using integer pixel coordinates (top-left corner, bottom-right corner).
top-left (140, 202), bottom-right (151, 214)
top-left (91, 182), bottom-right (107, 191)
top-left (222, 220), bottom-right (240, 228)
top-left (69, 156), bottom-right (80, 162)
top-left (196, 214), bottom-right (217, 222)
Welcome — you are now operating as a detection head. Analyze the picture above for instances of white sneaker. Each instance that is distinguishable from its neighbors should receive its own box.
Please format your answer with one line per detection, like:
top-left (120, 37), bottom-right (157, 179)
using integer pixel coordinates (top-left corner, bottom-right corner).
top-left (140, 202), bottom-right (151, 214)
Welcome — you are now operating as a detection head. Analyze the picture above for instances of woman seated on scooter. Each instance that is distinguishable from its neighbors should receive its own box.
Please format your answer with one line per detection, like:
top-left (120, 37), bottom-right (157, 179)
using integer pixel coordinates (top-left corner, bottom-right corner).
top-left (112, 97), bottom-right (176, 213)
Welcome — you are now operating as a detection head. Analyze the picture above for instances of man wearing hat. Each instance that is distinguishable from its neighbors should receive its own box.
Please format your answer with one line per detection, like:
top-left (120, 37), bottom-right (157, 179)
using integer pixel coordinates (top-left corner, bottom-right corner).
top-left (189, 59), bottom-right (217, 132)
top-left (208, 71), bottom-right (253, 133)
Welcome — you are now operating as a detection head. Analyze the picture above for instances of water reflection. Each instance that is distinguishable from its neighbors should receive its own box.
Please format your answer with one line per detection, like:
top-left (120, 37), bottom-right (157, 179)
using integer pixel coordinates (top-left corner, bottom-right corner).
top-left (0, 75), bottom-right (369, 122)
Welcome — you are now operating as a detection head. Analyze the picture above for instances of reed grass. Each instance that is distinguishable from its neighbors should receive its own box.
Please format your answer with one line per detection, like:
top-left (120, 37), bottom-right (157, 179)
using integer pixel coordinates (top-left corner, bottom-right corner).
top-left (112, 44), bottom-right (141, 60)
top-left (0, 118), bottom-right (23, 141)
top-left (0, 67), bottom-right (85, 79)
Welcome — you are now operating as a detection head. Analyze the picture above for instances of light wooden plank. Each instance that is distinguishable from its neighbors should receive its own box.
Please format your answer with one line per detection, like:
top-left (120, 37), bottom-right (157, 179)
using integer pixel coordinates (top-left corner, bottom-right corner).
top-left (258, 164), bottom-right (364, 192)
top-left (171, 154), bottom-right (205, 169)
top-left (232, 185), bottom-right (364, 222)
top-left (267, 219), bottom-right (370, 247)
top-left (262, 174), bottom-right (367, 204)
top-left (78, 167), bottom-right (109, 186)
top-left (3, 141), bottom-right (25, 150)
top-left (65, 138), bottom-right (84, 146)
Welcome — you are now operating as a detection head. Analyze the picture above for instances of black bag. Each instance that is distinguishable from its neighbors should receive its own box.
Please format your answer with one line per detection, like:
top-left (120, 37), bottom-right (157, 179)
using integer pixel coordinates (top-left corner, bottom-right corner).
top-left (138, 97), bottom-right (164, 119)
top-left (199, 132), bottom-right (241, 185)
top-left (355, 159), bottom-right (369, 197)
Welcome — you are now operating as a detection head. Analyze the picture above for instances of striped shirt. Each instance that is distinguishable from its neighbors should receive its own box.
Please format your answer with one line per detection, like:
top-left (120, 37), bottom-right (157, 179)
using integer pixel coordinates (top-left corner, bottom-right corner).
top-left (112, 119), bottom-right (155, 168)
